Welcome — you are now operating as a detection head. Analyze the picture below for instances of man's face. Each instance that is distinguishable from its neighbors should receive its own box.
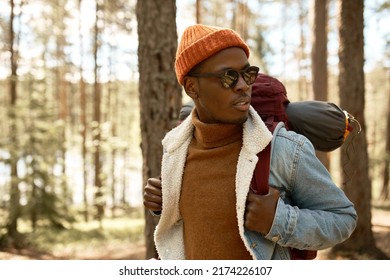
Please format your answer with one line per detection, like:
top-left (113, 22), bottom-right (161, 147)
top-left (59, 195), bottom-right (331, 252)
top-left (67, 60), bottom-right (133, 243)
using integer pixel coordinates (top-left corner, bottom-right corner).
top-left (184, 47), bottom-right (253, 124)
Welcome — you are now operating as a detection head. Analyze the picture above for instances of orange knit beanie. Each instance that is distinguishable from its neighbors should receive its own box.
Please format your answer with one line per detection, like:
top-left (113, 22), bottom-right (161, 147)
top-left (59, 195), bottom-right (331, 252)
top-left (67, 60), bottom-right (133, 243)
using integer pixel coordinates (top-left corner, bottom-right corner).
top-left (175, 24), bottom-right (250, 85)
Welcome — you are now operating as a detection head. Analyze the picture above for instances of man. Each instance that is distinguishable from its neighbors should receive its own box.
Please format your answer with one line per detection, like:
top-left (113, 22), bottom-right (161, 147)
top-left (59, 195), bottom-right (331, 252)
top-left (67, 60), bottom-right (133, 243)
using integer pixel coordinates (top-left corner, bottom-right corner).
top-left (143, 24), bottom-right (357, 260)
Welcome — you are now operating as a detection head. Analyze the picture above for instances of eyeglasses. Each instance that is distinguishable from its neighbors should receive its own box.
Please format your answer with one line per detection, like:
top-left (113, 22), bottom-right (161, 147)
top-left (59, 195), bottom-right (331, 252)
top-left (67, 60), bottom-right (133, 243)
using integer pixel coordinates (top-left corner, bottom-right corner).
top-left (188, 66), bottom-right (260, 89)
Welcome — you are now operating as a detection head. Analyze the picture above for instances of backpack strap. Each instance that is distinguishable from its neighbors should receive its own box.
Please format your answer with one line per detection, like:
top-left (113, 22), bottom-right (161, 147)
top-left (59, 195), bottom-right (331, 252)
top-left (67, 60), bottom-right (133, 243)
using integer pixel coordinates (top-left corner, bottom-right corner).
top-left (251, 143), bottom-right (271, 195)
top-left (250, 122), bottom-right (318, 260)
top-left (251, 122), bottom-right (285, 195)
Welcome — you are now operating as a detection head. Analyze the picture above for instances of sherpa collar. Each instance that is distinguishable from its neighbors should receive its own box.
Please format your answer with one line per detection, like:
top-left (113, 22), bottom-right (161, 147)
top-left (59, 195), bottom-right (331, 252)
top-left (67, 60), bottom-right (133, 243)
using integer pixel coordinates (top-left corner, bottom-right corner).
top-left (162, 106), bottom-right (272, 154)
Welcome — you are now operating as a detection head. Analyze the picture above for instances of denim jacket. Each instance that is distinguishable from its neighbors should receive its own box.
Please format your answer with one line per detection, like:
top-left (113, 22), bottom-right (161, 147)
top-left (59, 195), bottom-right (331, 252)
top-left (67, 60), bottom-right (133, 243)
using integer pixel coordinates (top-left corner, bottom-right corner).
top-left (154, 107), bottom-right (357, 260)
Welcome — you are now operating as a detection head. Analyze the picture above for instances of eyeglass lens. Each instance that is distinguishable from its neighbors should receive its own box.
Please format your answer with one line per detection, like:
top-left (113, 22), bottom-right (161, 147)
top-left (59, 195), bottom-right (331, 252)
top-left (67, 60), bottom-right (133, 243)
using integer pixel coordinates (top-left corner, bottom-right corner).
top-left (221, 67), bottom-right (259, 88)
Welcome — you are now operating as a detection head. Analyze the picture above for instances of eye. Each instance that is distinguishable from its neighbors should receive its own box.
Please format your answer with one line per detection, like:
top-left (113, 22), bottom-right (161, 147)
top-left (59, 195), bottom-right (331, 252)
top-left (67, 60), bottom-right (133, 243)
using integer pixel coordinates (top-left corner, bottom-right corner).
top-left (243, 66), bottom-right (259, 84)
top-left (243, 72), bottom-right (255, 84)
top-left (221, 70), bottom-right (238, 87)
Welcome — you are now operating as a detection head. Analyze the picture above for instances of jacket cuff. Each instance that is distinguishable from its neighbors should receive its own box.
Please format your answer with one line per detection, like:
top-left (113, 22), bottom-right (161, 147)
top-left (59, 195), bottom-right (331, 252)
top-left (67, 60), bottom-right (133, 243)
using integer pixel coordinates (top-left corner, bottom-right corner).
top-left (264, 198), bottom-right (297, 244)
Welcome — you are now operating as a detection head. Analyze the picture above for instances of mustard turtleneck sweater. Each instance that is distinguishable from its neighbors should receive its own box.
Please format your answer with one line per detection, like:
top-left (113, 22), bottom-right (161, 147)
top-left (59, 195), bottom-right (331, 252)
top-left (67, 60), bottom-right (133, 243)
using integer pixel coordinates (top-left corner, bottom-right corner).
top-left (179, 110), bottom-right (252, 260)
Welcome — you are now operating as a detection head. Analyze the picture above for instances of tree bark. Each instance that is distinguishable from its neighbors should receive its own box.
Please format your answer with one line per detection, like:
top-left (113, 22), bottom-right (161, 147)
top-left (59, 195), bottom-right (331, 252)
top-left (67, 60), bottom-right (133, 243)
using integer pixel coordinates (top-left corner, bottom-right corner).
top-left (196, 0), bottom-right (202, 23)
top-left (311, 0), bottom-right (330, 169)
top-left (77, 0), bottom-right (89, 222)
top-left (93, 0), bottom-right (104, 224)
top-left (6, 0), bottom-right (21, 242)
top-left (380, 91), bottom-right (390, 200)
top-left (136, 0), bottom-right (182, 259)
top-left (297, 0), bottom-right (308, 101)
top-left (331, 0), bottom-right (388, 259)
top-left (311, 0), bottom-right (328, 101)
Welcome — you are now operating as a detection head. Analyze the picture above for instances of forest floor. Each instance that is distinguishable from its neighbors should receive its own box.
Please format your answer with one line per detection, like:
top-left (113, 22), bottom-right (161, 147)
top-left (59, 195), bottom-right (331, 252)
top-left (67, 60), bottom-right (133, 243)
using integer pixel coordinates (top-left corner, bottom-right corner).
top-left (1, 205), bottom-right (389, 260)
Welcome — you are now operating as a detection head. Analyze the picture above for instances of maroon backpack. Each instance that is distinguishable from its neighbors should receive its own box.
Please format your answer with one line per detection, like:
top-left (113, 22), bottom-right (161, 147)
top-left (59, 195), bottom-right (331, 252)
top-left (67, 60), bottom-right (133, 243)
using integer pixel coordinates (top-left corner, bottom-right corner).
top-left (251, 73), bottom-right (290, 132)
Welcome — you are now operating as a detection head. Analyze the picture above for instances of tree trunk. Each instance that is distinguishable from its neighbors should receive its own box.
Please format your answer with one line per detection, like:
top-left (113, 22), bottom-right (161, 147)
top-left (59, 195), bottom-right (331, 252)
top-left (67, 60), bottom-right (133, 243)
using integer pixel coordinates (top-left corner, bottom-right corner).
top-left (136, 0), bottom-right (182, 259)
top-left (93, 0), bottom-right (104, 224)
top-left (231, 1), bottom-right (249, 41)
top-left (311, 0), bottom-right (328, 101)
top-left (297, 0), bottom-right (308, 101)
top-left (6, 0), bottom-right (21, 242)
top-left (311, 0), bottom-right (330, 169)
top-left (55, 2), bottom-right (69, 213)
top-left (196, 0), bottom-right (202, 23)
top-left (108, 43), bottom-right (118, 218)
top-left (280, 0), bottom-right (288, 80)
top-left (331, 0), bottom-right (388, 259)
top-left (380, 91), bottom-right (390, 200)
top-left (78, 0), bottom-right (89, 222)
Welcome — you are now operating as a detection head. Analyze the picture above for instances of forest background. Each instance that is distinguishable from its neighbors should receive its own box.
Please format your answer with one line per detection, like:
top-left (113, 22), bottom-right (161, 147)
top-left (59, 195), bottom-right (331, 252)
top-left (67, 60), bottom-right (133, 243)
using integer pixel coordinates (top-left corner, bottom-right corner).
top-left (0, 0), bottom-right (389, 260)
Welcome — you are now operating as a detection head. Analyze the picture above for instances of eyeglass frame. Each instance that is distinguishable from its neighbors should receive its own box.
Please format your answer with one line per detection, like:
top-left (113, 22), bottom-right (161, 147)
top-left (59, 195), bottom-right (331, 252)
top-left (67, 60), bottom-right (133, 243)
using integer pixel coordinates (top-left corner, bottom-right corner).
top-left (187, 65), bottom-right (260, 89)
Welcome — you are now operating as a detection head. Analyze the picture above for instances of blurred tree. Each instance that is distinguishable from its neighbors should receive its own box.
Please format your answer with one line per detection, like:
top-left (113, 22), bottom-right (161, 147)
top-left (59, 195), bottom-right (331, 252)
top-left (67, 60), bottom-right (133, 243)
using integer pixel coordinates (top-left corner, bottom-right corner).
top-left (297, 0), bottom-right (309, 100)
top-left (311, 0), bottom-right (328, 102)
top-left (4, 0), bottom-right (22, 245)
top-left (311, 0), bottom-right (330, 169)
top-left (378, 1), bottom-right (390, 201)
top-left (78, 0), bottom-right (89, 222)
top-left (54, 0), bottom-right (71, 214)
top-left (92, 0), bottom-right (104, 224)
top-left (136, 0), bottom-right (182, 259)
top-left (381, 91), bottom-right (390, 201)
top-left (20, 0), bottom-right (70, 230)
top-left (103, 0), bottom-right (135, 218)
top-left (196, 0), bottom-right (202, 23)
top-left (24, 76), bottom-right (73, 230)
top-left (331, 0), bottom-right (388, 259)
top-left (231, 0), bottom-right (249, 41)
top-left (107, 46), bottom-right (119, 218)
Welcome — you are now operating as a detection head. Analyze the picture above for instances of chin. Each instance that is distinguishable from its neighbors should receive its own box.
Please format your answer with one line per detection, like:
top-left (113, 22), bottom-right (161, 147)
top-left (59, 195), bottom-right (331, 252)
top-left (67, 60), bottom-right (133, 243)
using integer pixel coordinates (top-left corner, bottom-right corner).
top-left (227, 114), bottom-right (248, 125)
top-left (236, 116), bottom-right (248, 124)
top-left (237, 111), bottom-right (249, 123)
top-left (209, 111), bottom-right (249, 124)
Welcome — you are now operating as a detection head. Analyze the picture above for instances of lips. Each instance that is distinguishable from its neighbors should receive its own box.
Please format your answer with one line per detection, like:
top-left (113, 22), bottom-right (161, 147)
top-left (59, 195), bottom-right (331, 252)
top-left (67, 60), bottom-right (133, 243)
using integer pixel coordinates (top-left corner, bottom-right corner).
top-left (233, 97), bottom-right (251, 111)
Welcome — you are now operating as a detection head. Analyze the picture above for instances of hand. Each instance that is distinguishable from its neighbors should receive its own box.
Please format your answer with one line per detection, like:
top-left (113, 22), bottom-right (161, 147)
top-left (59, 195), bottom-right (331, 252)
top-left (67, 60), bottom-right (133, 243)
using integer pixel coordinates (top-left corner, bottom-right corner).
top-left (244, 187), bottom-right (280, 235)
top-left (143, 177), bottom-right (162, 212)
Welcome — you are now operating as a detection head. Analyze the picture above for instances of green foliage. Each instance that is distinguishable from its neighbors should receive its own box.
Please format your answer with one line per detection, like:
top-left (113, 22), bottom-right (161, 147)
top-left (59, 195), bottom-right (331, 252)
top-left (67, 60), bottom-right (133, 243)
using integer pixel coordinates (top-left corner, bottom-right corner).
top-left (17, 76), bottom-right (73, 229)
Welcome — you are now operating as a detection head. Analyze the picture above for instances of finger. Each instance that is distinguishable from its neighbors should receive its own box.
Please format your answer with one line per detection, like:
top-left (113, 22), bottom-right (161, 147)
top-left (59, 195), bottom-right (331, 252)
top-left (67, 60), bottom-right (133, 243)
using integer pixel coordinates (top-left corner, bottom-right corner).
top-left (145, 184), bottom-right (162, 197)
top-left (247, 187), bottom-right (279, 201)
top-left (244, 207), bottom-right (256, 231)
top-left (245, 200), bottom-right (256, 215)
top-left (144, 190), bottom-right (162, 204)
top-left (144, 201), bottom-right (162, 212)
top-left (148, 177), bottom-right (162, 189)
top-left (144, 196), bottom-right (162, 211)
top-left (145, 177), bottom-right (162, 196)
top-left (246, 192), bottom-right (261, 203)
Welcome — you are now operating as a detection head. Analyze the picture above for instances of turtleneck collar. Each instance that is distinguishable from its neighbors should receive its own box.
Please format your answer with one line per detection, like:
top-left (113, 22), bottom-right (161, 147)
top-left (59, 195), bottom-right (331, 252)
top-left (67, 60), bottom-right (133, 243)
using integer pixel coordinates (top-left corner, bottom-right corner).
top-left (191, 110), bottom-right (243, 149)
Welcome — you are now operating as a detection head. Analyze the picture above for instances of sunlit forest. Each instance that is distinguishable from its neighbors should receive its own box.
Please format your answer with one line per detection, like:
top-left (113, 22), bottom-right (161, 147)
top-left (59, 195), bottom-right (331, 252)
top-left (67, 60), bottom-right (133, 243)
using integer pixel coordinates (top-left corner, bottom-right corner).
top-left (0, 0), bottom-right (389, 260)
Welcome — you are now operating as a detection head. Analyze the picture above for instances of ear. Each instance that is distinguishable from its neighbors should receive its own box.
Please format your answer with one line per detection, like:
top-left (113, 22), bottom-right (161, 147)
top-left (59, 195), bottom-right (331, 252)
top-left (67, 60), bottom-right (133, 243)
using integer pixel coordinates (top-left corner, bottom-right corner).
top-left (183, 76), bottom-right (198, 99)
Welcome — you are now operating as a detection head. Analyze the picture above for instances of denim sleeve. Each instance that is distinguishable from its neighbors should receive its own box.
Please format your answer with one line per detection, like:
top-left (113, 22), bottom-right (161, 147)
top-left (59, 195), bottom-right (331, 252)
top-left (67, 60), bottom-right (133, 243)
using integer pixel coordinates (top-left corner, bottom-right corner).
top-left (265, 132), bottom-right (357, 250)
